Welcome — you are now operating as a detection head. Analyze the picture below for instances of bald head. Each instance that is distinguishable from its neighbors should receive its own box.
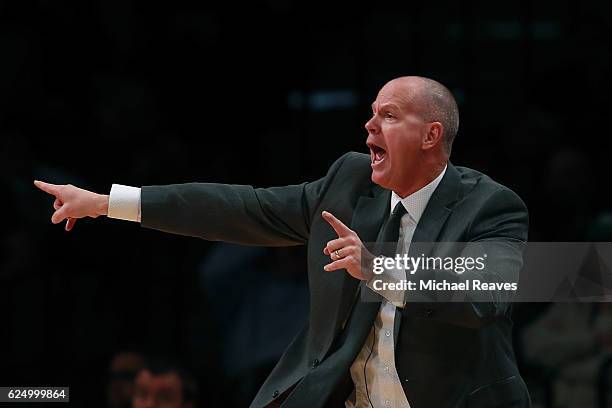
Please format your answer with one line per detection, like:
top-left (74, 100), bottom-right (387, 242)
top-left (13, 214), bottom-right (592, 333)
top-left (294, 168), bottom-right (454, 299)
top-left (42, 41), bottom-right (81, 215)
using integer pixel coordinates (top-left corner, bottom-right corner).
top-left (386, 76), bottom-right (459, 155)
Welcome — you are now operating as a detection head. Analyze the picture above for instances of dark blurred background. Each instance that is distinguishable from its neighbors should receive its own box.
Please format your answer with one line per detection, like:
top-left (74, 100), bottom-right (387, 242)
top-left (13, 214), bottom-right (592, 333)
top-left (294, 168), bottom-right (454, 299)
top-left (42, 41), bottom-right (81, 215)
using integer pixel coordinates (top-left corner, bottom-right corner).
top-left (1, 0), bottom-right (612, 407)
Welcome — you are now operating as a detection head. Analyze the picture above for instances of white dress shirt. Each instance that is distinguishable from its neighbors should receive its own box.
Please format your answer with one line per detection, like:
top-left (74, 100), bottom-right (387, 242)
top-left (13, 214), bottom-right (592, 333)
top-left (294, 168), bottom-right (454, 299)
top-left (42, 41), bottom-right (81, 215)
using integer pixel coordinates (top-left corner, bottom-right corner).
top-left (106, 166), bottom-right (447, 407)
top-left (346, 166), bottom-right (447, 408)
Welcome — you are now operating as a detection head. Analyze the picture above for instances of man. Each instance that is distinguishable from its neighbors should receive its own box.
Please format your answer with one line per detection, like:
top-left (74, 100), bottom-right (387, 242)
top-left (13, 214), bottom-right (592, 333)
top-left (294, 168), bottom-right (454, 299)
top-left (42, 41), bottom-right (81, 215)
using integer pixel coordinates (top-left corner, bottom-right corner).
top-left (131, 358), bottom-right (198, 408)
top-left (35, 76), bottom-right (530, 407)
top-left (106, 351), bottom-right (146, 408)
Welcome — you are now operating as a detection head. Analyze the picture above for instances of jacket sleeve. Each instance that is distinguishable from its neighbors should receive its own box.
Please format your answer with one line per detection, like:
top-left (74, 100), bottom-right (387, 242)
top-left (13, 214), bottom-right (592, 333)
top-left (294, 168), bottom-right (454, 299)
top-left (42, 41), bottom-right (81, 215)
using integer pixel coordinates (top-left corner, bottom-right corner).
top-left (139, 153), bottom-right (350, 246)
top-left (406, 187), bottom-right (529, 328)
top-left (463, 188), bottom-right (529, 323)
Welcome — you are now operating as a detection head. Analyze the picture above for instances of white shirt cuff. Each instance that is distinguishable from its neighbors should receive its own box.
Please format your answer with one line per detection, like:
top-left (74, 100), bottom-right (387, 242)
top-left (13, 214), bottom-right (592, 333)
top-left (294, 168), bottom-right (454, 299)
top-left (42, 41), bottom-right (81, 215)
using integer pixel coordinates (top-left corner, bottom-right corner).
top-left (108, 184), bottom-right (141, 222)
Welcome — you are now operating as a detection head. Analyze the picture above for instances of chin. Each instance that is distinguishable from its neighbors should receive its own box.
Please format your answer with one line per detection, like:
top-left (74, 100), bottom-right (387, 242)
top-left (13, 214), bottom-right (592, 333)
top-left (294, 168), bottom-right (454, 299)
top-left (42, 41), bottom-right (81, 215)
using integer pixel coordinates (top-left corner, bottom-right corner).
top-left (371, 171), bottom-right (389, 189)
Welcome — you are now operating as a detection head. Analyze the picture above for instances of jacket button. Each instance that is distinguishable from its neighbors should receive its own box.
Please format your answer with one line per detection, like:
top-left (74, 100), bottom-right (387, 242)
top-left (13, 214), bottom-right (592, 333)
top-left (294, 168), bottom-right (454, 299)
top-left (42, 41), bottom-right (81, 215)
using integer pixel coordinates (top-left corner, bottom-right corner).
top-left (312, 358), bottom-right (320, 367)
top-left (273, 390), bottom-right (279, 398)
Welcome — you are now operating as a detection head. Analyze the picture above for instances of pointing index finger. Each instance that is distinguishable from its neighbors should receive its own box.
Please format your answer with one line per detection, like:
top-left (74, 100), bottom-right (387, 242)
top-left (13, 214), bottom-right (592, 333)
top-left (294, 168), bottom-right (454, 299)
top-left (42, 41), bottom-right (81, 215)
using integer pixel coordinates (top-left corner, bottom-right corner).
top-left (34, 180), bottom-right (59, 196)
top-left (322, 211), bottom-right (352, 237)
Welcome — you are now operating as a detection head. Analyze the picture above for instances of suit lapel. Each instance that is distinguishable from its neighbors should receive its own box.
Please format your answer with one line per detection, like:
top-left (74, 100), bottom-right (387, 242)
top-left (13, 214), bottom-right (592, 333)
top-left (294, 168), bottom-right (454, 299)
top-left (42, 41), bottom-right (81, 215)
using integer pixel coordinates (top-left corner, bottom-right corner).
top-left (410, 162), bottom-right (462, 252)
top-left (351, 185), bottom-right (391, 243)
top-left (343, 185), bottom-right (390, 318)
top-left (322, 185), bottom-right (390, 356)
top-left (395, 163), bottom-right (462, 337)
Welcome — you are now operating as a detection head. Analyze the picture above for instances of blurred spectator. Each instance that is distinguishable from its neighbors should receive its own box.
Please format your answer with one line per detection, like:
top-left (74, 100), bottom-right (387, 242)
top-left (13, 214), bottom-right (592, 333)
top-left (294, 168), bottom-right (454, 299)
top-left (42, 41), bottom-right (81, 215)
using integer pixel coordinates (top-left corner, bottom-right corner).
top-left (197, 244), bottom-right (308, 406)
top-left (106, 351), bottom-right (145, 408)
top-left (522, 214), bottom-right (612, 407)
top-left (132, 358), bottom-right (198, 408)
top-left (522, 302), bottom-right (612, 407)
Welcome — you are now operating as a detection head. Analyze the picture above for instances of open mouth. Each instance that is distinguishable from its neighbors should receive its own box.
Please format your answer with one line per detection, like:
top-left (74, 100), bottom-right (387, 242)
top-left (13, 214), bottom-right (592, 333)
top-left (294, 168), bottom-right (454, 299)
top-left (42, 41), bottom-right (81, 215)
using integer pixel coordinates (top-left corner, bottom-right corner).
top-left (368, 143), bottom-right (387, 165)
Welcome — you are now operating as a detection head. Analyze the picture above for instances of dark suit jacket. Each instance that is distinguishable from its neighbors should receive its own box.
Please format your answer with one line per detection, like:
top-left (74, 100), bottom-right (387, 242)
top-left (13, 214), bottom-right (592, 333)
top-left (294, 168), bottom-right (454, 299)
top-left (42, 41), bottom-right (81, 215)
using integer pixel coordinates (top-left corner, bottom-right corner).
top-left (140, 152), bottom-right (530, 408)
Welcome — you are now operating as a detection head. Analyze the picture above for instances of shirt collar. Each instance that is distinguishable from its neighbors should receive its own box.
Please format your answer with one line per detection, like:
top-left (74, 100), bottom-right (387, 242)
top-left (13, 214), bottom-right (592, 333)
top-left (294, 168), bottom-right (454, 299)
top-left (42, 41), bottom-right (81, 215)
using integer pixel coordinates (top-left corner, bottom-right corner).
top-left (391, 164), bottom-right (447, 223)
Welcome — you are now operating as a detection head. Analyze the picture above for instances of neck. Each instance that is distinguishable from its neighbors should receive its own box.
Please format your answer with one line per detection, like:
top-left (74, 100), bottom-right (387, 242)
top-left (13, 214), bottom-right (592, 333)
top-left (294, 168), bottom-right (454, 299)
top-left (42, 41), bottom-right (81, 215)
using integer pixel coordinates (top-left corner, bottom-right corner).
top-left (394, 161), bottom-right (446, 198)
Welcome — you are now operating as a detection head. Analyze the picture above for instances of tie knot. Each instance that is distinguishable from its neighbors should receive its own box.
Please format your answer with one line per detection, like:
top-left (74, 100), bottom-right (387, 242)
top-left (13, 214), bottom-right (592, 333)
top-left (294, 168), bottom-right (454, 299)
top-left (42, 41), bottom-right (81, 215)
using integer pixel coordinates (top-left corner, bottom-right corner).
top-left (392, 202), bottom-right (407, 218)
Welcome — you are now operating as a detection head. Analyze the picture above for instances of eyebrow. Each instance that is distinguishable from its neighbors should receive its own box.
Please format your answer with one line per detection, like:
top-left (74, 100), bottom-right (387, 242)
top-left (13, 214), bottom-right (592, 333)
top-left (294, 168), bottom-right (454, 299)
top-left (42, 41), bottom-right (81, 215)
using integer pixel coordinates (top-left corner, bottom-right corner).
top-left (371, 102), bottom-right (401, 111)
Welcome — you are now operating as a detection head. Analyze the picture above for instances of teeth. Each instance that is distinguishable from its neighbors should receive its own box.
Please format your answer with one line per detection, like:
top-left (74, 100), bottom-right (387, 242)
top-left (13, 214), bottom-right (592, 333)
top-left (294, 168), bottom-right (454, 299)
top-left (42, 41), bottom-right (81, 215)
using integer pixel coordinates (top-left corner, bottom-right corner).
top-left (370, 147), bottom-right (385, 164)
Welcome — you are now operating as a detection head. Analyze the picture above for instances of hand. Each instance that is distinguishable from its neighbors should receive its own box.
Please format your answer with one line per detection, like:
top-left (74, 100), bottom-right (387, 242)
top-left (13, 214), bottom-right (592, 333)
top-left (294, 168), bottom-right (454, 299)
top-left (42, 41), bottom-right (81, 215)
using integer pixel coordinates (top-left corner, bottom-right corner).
top-left (322, 211), bottom-right (375, 280)
top-left (34, 180), bottom-right (109, 231)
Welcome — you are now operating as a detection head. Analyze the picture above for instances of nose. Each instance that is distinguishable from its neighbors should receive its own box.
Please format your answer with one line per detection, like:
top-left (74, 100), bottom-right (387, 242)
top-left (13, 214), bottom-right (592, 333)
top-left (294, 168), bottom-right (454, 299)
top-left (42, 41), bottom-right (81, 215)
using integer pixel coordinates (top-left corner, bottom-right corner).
top-left (365, 114), bottom-right (379, 134)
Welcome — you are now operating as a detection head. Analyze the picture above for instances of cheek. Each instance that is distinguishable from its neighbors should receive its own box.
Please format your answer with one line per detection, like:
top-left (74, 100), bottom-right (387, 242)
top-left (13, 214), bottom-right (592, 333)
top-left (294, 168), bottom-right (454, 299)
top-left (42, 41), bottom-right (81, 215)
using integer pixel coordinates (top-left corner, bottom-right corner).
top-left (386, 138), bottom-right (412, 160)
top-left (388, 128), bottom-right (421, 156)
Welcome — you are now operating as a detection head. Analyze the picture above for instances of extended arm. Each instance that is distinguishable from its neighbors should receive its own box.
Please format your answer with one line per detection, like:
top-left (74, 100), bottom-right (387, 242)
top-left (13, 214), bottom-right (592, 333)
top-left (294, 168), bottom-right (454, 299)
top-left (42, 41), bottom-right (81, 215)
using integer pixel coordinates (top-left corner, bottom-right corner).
top-left (34, 154), bottom-right (349, 245)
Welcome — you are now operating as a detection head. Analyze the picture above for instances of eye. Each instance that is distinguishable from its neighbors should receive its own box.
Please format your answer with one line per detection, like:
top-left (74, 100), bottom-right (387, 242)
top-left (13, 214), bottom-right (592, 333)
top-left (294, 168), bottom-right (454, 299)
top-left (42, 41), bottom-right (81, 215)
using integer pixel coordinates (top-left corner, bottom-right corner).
top-left (385, 112), bottom-right (395, 119)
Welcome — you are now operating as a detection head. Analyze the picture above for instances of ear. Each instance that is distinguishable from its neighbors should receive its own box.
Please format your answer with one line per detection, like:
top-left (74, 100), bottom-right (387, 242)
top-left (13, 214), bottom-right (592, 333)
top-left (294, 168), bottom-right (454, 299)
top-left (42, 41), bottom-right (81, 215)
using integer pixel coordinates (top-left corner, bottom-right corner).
top-left (422, 122), bottom-right (444, 151)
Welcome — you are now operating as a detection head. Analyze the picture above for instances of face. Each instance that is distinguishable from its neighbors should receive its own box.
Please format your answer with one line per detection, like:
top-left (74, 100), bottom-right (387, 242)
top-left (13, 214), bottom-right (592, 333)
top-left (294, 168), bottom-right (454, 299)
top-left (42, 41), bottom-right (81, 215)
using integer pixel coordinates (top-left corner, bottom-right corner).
top-left (132, 370), bottom-right (187, 408)
top-left (106, 352), bottom-right (144, 408)
top-left (365, 80), bottom-right (434, 196)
